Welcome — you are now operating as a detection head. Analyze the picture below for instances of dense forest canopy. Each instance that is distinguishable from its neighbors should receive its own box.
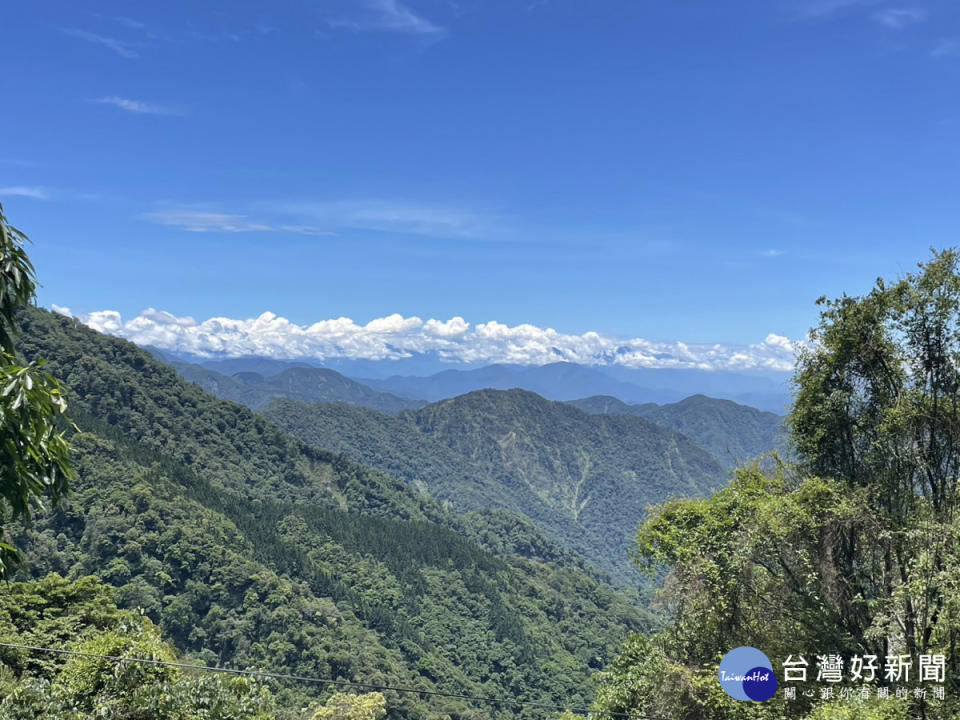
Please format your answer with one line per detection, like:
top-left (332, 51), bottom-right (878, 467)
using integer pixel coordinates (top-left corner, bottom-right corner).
top-left (2, 305), bottom-right (647, 719)
top-left (262, 389), bottom-right (728, 585)
top-left (566, 394), bottom-right (786, 470)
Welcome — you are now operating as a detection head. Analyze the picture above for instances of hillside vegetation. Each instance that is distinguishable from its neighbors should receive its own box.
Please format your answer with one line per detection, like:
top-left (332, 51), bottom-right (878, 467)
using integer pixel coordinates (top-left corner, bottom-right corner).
top-left (6, 307), bottom-right (647, 719)
top-left (591, 251), bottom-right (960, 719)
top-left (568, 393), bottom-right (785, 468)
top-left (263, 390), bottom-right (727, 583)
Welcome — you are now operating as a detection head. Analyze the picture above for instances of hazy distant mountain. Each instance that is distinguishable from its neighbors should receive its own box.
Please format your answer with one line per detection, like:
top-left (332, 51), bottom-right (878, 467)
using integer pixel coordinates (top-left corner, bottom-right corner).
top-left (313, 353), bottom-right (487, 379)
top-left (728, 391), bottom-right (791, 413)
top-left (568, 394), bottom-right (786, 468)
top-left (601, 365), bottom-right (789, 397)
top-left (356, 361), bottom-right (791, 412)
top-left (149, 347), bottom-right (792, 412)
top-left (264, 389), bottom-right (728, 583)
top-left (600, 366), bottom-right (792, 413)
top-left (199, 357), bottom-right (320, 377)
top-left (357, 362), bottom-right (683, 404)
top-left (171, 362), bottom-right (425, 413)
top-left (155, 350), bottom-right (486, 380)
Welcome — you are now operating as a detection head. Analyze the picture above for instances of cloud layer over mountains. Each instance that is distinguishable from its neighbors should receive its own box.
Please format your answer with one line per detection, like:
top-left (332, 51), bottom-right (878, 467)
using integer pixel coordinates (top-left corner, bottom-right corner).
top-left (52, 306), bottom-right (798, 372)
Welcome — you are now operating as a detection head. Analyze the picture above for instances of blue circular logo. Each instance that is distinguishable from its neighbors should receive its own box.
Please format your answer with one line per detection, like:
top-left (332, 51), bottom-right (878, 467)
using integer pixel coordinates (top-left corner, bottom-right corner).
top-left (718, 647), bottom-right (778, 702)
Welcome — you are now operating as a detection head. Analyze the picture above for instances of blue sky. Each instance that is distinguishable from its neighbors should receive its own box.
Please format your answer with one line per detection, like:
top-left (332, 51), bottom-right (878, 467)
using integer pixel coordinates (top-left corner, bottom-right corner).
top-left (3, 0), bottom-right (960, 368)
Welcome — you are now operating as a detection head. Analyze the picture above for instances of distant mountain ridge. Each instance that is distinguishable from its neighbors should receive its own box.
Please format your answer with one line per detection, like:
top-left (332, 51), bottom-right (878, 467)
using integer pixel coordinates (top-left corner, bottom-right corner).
top-left (355, 362), bottom-right (791, 412)
top-left (567, 394), bottom-right (786, 469)
top-left (263, 389), bottom-right (729, 583)
top-left (356, 362), bottom-right (677, 404)
top-left (150, 349), bottom-right (791, 412)
top-left (169, 361), bottom-right (426, 413)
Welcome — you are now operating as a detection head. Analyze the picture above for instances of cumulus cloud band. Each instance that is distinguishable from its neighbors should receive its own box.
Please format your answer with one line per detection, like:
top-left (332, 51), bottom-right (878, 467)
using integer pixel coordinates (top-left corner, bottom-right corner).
top-left (52, 306), bottom-right (799, 372)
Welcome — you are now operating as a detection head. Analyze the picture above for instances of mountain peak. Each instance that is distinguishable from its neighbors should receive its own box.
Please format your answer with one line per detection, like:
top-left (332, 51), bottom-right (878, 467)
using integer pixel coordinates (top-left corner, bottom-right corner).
top-left (264, 385), bottom-right (727, 583)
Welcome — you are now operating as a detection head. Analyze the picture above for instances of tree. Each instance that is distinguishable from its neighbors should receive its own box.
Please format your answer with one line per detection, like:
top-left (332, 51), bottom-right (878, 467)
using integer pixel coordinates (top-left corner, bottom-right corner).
top-left (0, 575), bottom-right (278, 720)
top-left (0, 203), bottom-right (73, 577)
top-left (790, 249), bottom-right (960, 667)
top-left (310, 692), bottom-right (387, 720)
top-left (593, 250), bottom-right (960, 719)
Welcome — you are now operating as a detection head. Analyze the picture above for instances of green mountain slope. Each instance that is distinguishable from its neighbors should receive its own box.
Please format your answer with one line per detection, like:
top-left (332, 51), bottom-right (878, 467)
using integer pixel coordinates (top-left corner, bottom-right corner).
top-left (263, 390), bottom-right (728, 584)
top-left (172, 361), bottom-right (425, 413)
top-left (568, 393), bottom-right (786, 468)
top-left (11, 308), bottom-right (647, 719)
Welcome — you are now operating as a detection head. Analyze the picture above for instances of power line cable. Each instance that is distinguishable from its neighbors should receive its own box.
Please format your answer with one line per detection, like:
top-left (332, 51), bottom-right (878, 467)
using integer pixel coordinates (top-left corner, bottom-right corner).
top-left (0, 641), bottom-right (634, 718)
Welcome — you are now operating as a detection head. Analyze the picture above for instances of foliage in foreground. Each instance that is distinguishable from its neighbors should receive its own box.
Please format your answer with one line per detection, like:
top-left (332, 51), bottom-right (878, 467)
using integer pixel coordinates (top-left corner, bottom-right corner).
top-left (0, 203), bottom-right (73, 578)
top-left (0, 574), bottom-right (276, 719)
top-left (309, 692), bottom-right (386, 720)
top-left (0, 576), bottom-right (450, 720)
top-left (593, 250), bottom-right (960, 719)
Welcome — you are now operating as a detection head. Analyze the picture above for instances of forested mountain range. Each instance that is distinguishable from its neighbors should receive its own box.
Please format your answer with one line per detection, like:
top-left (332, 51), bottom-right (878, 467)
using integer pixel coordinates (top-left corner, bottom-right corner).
top-left (567, 394), bottom-right (786, 468)
top-left (145, 339), bottom-right (785, 584)
top-left (7, 307), bottom-right (647, 719)
top-left (262, 390), bottom-right (728, 583)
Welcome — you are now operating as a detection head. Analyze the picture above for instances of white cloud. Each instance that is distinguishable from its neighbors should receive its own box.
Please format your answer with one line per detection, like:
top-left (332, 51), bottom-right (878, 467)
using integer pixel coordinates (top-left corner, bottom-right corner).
top-left (327, 0), bottom-right (445, 35)
top-left (796, 0), bottom-right (877, 19)
top-left (68, 307), bottom-right (802, 372)
top-left (114, 17), bottom-right (146, 29)
top-left (144, 211), bottom-right (273, 232)
top-left (762, 249), bottom-right (785, 257)
top-left (369, 0), bottom-right (444, 34)
top-left (63, 28), bottom-right (140, 58)
top-left (0, 186), bottom-right (49, 200)
top-left (143, 210), bottom-right (329, 235)
top-left (873, 7), bottom-right (927, 28)
top-left (283, 200), bottom-right (494, 238)
top-left (81, 310), bottom-right (125, 334)
top-left (277, 225), bottom-right (335, 236)
top-left (147, 199), bottom-right (493, 240)
top-left (763, 333), bottom-right (796, 352)
top-left (92, 96), bottom-right (182, 116)
top-left (795, 0), bottom-right (929, 27)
